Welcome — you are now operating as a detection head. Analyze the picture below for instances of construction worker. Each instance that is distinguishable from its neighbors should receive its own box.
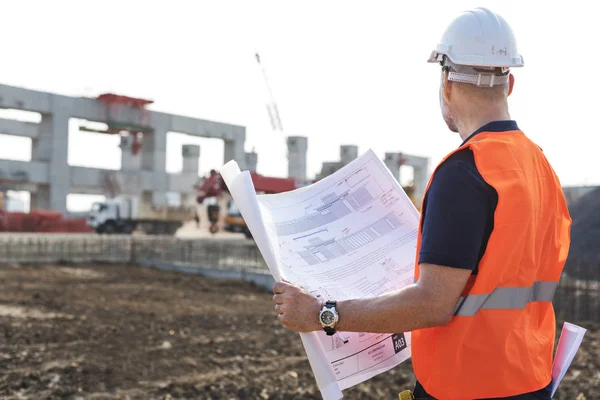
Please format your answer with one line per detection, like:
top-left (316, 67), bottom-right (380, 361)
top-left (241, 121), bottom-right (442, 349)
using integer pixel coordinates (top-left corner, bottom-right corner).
top-left (272, 7), bottom-right (571, 399)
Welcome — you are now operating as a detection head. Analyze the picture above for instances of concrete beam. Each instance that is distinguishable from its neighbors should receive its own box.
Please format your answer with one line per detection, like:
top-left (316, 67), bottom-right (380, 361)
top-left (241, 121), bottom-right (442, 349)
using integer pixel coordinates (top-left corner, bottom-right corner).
top-left (0, 161), bottom-right (199, 197)
top-left (0, 84), bottom-right (54, 113)
top-left (0, 118), bottom-right (38, 138)
top-left (0, 182), bottom-right (39, 192)
top-left (70, 167), bottom-right (148, 193)
top-left (402, 154), bottom-right (429, 168)
top-left (167, 114), bottom-right (243, 141)
top-left (0, 160), bottom-right (49, 184)
top-left (168, 173), bottom-right (198, 194)
top-left (0, 84), bottom-right (245, 141)
top-left (70, 166), bottom-right (197, 196)
top-left (69, 186), bottom-right (105, 196)
top-left (70, 166), bottom-right (114, 189)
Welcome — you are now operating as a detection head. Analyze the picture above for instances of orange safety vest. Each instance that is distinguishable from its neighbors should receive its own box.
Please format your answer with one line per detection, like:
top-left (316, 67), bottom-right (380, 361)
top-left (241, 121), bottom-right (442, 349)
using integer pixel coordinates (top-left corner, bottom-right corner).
top-left (412, 129), bottom-right (571, 399)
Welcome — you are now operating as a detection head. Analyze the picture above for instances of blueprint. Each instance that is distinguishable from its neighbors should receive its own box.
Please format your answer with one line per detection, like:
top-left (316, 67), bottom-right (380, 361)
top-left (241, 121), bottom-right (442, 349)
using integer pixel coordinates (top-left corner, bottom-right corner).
top-left (551, 322), bottom-right (587, 396)
top-left (221, 149), bottom-right (420, 399)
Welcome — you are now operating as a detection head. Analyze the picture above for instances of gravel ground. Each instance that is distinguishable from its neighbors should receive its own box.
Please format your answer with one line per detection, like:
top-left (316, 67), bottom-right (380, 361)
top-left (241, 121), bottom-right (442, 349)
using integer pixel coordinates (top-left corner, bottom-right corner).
top-left (0, 263), bottom-right (597, 399)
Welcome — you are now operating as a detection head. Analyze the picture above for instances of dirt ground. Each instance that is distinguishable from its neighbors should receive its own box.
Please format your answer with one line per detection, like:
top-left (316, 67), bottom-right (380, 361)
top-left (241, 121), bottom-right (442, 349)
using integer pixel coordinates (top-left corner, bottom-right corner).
top-left (0, 263), bottom-right (597, 400)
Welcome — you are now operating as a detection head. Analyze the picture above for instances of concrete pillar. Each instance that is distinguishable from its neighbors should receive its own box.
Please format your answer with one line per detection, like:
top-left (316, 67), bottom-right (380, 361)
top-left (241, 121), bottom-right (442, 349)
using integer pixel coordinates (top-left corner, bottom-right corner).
top-left (31, 98), bottom-right (71, 214)
top-left (287, 136), bottom-right (307, 179)
top-left (120, 134), bottom-right (142, 171)
top-left (141, 114), bottom-right (169, 206)
top-left (319, 162), bottom-right (340, 179)
top-left (406, 155), bottom-right (429, 204)
top-left (30, 186), bottom-right (50, 210)
top-left (222, 126), bottom-right (247, 171)
top-left (245, 151), bottom-right (258, 173)
top-left (119, 134), bottom-right (143, 197)
top-left (384, 153), bottom-right (400, 182)
top-left (182, 144), bottom-right (200, 174)
top-left (340, 145), bottom-right (358, 165)
top-left (224, 139), bottom-right (246, 171)
top-left (141, 190), bottom-right (153, 206)
top-left (414, 167), bottom-right (426, 203)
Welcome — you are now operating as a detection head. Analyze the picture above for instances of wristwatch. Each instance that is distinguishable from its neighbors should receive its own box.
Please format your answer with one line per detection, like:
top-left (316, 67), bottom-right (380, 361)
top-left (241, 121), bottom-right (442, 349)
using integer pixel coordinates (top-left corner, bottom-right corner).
top-left (319, 300), bottom-right (339, 336)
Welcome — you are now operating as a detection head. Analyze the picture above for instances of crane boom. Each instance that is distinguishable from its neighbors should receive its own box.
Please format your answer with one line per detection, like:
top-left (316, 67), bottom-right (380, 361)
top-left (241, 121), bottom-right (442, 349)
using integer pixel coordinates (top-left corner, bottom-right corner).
top-left (255, 53), bottom-right (284, 132)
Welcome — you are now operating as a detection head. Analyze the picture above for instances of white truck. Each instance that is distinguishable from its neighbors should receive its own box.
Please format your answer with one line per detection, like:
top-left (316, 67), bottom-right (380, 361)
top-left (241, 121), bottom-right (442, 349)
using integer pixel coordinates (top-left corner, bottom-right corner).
top-left (87, 195), bottom-right (195, 235)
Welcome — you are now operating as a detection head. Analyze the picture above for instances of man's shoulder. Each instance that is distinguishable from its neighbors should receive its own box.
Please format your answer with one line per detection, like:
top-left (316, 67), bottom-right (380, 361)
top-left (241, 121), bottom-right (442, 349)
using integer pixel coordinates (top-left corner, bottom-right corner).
top-left (432, 148), bottom-right (484, 186)
top-left (426, 147), bottom-right (498, 208)
top-left (440, 147), bottom-right (477, 167)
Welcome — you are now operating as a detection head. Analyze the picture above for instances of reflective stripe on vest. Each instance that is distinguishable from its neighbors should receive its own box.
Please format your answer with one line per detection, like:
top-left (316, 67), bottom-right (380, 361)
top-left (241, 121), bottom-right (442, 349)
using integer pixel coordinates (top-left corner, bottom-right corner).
top-left (453, 281), bottom-right (558, 317)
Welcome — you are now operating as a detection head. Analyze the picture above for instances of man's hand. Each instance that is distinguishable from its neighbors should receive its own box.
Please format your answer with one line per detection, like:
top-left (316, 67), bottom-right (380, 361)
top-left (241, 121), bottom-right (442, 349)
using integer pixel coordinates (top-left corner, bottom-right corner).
top-left (270, 262), bottom-right (470, 335)
top-left (272, 281), bottom-right (323, 332)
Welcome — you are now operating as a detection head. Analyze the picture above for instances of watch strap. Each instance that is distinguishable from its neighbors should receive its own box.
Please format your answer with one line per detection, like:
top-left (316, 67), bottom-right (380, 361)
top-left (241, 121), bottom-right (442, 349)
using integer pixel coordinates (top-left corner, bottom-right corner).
top-left (323, 300), bottom-right (338, 335)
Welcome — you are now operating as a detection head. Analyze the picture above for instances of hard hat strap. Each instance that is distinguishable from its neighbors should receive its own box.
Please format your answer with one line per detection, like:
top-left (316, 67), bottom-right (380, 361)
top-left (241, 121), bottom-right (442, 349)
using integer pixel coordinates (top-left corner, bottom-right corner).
top-left (448, 71), bottom-right (509, 87)
top-left (441, 56), bottom-right (510, 87)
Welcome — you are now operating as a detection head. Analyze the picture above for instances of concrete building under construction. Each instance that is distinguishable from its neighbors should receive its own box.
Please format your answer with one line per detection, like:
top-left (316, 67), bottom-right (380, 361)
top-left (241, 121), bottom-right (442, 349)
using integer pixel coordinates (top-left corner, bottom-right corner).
top-left (0, 83), bottom-right (431, 217)
top-left (0, 84), bottom-right (258, 215)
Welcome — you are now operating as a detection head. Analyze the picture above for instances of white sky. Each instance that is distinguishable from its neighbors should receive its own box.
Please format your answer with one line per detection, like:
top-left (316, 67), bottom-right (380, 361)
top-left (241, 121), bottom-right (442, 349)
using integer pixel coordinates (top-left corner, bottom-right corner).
top-left (1, 0), bottom-right (599, 207)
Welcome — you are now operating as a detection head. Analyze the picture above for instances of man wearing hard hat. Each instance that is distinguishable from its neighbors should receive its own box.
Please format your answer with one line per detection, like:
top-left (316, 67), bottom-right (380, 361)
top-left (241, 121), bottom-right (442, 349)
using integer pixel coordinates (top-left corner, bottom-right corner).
top-left (272, 7), bottom-right (571, 399)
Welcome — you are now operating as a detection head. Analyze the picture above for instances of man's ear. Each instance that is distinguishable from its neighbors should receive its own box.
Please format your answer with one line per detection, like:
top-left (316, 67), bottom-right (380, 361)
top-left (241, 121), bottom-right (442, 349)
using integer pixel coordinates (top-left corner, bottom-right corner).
top-left (443, 71), bottom-right (452, 104)
top-left (507, 73), bottom-right (515, 97)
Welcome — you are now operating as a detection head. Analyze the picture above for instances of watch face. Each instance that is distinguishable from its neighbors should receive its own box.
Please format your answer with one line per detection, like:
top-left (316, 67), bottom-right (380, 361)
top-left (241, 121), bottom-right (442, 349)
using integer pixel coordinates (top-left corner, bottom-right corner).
top-left (321, 310), bottom-right (335, 325)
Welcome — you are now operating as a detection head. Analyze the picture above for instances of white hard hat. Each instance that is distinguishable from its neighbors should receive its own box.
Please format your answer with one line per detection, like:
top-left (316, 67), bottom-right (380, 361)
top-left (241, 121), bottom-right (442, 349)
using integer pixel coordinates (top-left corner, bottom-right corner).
top-left (428, 7), bottom-right (524, 87)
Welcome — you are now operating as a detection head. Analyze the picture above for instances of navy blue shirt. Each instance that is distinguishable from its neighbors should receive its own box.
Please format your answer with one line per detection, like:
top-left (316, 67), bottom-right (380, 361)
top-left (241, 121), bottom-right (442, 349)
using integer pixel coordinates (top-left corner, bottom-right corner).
top-left (415, 121), bottom-right (553, 399)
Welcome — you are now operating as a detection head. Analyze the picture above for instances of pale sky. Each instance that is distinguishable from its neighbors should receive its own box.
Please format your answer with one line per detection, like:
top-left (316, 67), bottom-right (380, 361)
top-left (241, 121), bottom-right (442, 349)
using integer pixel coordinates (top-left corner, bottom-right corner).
top-left (1, 1), bottom-right (599, 212)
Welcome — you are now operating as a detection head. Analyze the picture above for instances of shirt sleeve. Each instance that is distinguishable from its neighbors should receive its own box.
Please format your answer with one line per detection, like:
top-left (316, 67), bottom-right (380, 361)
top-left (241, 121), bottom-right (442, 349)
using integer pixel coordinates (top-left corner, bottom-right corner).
top-left (418, 149), bottom-right (497, 271)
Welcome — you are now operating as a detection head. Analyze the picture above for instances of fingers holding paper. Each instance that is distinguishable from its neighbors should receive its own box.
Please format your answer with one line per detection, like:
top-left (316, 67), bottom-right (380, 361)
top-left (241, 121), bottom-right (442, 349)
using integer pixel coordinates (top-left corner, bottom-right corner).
top-left (272, 281), bottom-right (323, 333)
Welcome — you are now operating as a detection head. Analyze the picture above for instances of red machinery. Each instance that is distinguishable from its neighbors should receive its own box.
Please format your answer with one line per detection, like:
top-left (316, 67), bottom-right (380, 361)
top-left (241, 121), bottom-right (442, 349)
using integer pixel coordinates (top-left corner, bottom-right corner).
top-left (194, 170), bottom-right (224, 204)
top-left (79, 93), bottom-right (154, 155)
top-left (194, 171), bottom-right (315, 236)
top-left (0, 190), bottom-right (93, 234)
top-left (0, 210), bottom-right (94, 233)
top-left (195, 171), bottom-right (315, 202)
top-left (249, 173), bottom-right (314, 194)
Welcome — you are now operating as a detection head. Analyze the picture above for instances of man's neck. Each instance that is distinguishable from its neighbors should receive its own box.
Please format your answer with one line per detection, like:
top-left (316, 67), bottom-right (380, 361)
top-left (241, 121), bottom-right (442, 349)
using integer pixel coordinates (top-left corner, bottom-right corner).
top-left (456, 107), bottom-right (511, 141)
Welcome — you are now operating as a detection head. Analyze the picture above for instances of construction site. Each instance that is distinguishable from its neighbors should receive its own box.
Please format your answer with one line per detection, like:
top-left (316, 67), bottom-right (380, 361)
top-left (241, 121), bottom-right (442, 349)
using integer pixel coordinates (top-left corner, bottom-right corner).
top-left (0, 77), bottom-right (599, 400)
top-left (0, 80), bottom-right (429, 237)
